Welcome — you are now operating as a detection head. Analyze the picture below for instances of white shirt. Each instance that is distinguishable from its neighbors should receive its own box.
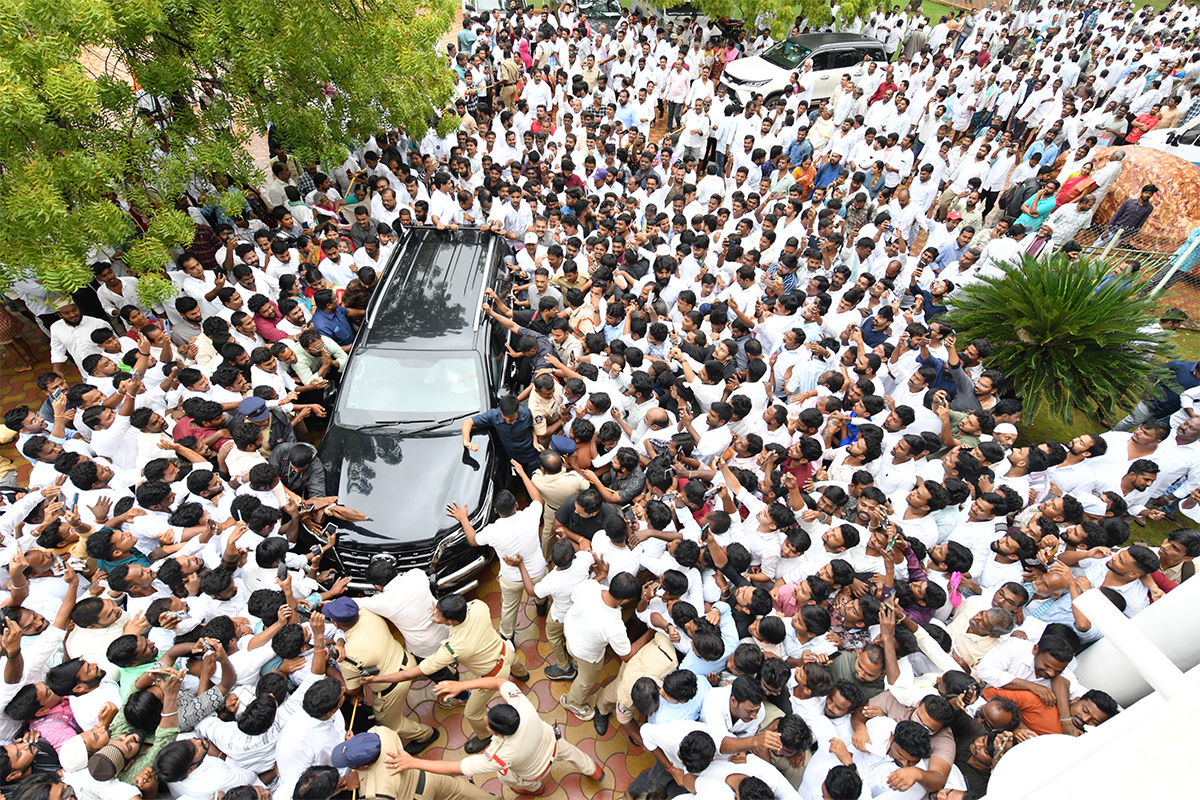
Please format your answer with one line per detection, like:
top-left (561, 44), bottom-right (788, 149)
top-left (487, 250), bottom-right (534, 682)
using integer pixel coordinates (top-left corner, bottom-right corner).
top-left (49, 316), bottom-right (110, 371)
top-left (533, 552), bottom-right (595, 623)
top-left (171, 754), bottom-right (263, 800)
top-left (477, 501), bottom-right (547, 582)
top-left (563, 579), bottom-right (632, 663)
top-left (273, 700), bottom-right (346, 800)
top-left (90, 414), bottom-right (138, 472)
top-left (701, 682), bottom-right (766, 739)
top-left (976, 637), bottom-right (1082, 696)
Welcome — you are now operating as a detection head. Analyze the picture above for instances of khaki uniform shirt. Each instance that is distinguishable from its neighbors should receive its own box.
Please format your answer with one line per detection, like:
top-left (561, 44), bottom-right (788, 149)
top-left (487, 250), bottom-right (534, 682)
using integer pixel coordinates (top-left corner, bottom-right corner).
top-left (359, 726), bottom-right (420, 798)
top-left (459, 682), bottom-right (556, 780)
top-left (418, 599), bottom-right (504, 677)
top-left (530, 470), bottom-right (589, 529)
top-left (529, 385), bottom-right (563, 437)
top-left (340, 610), bottom-right (412, 692)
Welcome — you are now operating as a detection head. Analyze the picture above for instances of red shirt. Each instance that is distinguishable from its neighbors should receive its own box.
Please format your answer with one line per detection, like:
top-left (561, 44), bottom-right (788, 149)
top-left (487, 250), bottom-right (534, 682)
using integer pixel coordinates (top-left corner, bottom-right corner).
top-left (870, 80), bottom-right (900, 104)
top-left (173, 416), bottom-right (230, 450)
top-left (253, 300), bottom-right (289, 343)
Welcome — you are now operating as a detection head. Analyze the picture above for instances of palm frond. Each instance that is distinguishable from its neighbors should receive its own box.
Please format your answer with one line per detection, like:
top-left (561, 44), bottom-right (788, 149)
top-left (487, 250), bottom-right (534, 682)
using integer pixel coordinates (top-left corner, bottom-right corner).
top-left (943, 254), bottom-right (1175, 423)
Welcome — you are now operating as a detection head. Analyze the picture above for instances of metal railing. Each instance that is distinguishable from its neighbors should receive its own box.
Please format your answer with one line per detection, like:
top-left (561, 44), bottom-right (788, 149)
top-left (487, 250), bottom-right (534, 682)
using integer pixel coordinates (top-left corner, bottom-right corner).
top-left (1068, 221), bottom-right (1200, 323)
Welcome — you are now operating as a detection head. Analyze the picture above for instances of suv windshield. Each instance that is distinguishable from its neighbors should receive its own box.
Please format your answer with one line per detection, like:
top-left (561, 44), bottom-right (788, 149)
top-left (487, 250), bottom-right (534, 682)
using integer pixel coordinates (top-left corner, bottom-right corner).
top-left (762, 40), bottom-right (813, 69)
top-left (341, 351), bottom-right (483, 419)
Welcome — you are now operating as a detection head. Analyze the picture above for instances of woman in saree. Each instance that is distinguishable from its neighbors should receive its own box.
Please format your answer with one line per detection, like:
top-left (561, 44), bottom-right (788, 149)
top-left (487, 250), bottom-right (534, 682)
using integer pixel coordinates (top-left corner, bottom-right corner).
top-left (1055, 162), bottom-right (1097, 208)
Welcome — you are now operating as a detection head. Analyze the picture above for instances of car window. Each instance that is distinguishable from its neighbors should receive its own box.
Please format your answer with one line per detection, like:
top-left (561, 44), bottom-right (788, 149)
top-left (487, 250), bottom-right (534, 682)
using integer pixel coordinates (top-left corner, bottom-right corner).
top-left (809, 51), bottom-right (835, 71)
top-left (1179, 125), bottom-right (1200, 146)
top-left (487, 324), bottom-right (507, 391)
top-left (341, 352), bottom-right (483, 418)
top-left (834, 50), bottom-right (863, 69)
top-left (762, 40), bottom-right (814, 70)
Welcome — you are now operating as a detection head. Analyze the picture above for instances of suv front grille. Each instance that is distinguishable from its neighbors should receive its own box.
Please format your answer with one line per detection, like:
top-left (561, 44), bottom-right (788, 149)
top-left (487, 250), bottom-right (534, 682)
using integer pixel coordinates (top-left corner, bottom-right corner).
top-left (336, 540), bottom-right (438, 579)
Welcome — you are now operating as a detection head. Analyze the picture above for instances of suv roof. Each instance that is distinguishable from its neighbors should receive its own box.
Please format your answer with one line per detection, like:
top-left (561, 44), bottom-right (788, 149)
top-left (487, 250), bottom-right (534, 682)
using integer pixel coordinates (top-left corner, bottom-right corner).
top-left (362, 228), bottom-right (500, 351)
top-left (784, 33), bottom-right (885, 49)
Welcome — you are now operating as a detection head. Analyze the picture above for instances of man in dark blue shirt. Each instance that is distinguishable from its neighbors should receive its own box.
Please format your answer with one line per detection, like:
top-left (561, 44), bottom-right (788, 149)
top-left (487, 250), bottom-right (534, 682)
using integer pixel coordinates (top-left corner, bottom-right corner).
top-left (311, 289), bottom-right (354, 349)
top-left (1116, 359), bottom-right (1200, 430)
top-left (462, 395), bottom-right (539, 472)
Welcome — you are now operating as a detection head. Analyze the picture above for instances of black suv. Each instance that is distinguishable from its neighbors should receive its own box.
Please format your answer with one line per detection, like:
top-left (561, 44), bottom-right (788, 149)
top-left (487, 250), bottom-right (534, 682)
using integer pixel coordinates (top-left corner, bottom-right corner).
top-left (319, 228), bottom-right (510, 594)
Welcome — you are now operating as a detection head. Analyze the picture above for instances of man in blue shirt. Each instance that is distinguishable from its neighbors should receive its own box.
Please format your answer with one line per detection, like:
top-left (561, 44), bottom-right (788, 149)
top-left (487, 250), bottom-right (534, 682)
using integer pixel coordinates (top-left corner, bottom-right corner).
top-left (787, 127), bottom-right (813, 170)
top-left (462, 395), bottom-right (540, 472)
top-left (1115, 359), bottom-right (1200, 430)
top-left (1023, 130), bottom-right (1061, 174)
top-left (310, 289), bottom-right (354, 349)
top-left (615, 90), bottom-right (638, 130)
top-left (813, 152), bottom-right (844, 194)
top-left (931, 225), bottom-right (976, 273)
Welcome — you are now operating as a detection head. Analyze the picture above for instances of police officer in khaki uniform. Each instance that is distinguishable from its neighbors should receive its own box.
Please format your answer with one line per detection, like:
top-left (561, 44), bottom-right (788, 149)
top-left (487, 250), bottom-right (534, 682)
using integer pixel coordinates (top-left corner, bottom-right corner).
top-left (385, 677), bottom-right (603, 794)
top-left (324, 597), bottom-right (436, 752)
top-left (293, 727), bottom-right (492, 800)
top-left (530, 449), bottom-right (588, 559)
top-left (498, 54), bottom-right (521, 111)
top-left (365, 594), bottom-right (529, 754)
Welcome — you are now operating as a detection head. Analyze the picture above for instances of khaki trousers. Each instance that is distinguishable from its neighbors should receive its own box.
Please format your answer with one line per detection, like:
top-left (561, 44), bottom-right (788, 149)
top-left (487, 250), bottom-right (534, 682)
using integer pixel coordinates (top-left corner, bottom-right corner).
top-left (501, 737), bottom-right (597, 791)
top-left (463, 646), bottom-right (515, 738)
top-left (595, 633), bottom-right (678, 723)
top-left (499, 572), bottom-right (544, 641)
top-left (562, 654), bottom-right (604, 710)
top-left (500, 85), bottom-right (518, 111)
top-left (497, 574), bottom-right (526, 640)
top-left (545, 617), bottom-right (570, 669)
top-left (374, 679), bottom-right (434, 743)
top-left (411, 770), bottom-right (496, 800)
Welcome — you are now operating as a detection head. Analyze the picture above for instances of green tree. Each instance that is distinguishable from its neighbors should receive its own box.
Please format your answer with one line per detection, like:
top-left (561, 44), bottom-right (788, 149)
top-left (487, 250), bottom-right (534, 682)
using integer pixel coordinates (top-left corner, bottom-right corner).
top-left (943, 254), bottom-right (1175, 425)
top-left (0, 0), bottom-right (459, 305)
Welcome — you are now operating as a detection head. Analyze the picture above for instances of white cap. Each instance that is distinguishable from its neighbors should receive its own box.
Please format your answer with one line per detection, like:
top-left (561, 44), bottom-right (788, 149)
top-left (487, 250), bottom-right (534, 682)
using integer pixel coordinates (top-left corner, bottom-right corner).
top-left (59, 735), bottom-right (89, 772)
top-left (524, 232), bottom-right (538, 245)
top-left (995, 423), bottom-right (1018, 435)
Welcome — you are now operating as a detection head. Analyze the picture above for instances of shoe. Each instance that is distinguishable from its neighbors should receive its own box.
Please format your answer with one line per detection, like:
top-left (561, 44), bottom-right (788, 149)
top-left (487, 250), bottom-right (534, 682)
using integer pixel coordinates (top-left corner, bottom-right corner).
top-left (437, 693), bottom-right (467, 708)
top-left (560, 699), bottom-right (595, 721)
top-left (464, 735), bottom-right (492, 754)
top-left (589, 763), bottom-right (604, 781)
top-left (593, 712), bottom-right (609, 736)
top-left (513, 783), bottom-right (545, 795)
top-left (510, 665), bottom-right (530, 681)
top-left (404, 729), bottom-right (439, 756)
top-left (544, 664), bottom-right (577, 681)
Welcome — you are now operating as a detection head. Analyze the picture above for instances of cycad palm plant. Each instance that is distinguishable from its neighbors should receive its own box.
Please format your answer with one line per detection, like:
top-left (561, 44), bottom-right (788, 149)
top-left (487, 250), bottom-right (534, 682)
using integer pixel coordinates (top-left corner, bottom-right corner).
top-left (943, 254), bottom-right (1175, 425)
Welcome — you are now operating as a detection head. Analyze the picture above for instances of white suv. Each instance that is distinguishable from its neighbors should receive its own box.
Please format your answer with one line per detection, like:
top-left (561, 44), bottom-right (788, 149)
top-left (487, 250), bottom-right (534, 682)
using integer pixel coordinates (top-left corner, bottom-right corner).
top-left (1140, 115), bottom-right (1200, 168)
top-left (720, 33), bottom-right (888, 106)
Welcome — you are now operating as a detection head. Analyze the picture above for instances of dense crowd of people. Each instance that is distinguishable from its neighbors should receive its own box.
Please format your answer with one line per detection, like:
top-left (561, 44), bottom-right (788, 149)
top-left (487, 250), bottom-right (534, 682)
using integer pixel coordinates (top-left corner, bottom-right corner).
top-left (2, 0), bottom-right (1200, 799)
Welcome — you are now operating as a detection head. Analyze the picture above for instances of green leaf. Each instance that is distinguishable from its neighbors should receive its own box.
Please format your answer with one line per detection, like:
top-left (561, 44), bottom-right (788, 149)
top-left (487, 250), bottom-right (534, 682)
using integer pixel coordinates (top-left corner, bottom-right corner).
top-left (944, 254), bottom-right (1176, 426)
